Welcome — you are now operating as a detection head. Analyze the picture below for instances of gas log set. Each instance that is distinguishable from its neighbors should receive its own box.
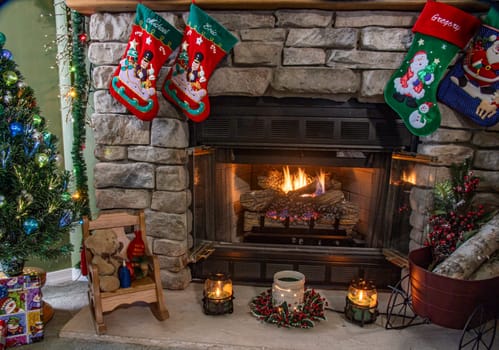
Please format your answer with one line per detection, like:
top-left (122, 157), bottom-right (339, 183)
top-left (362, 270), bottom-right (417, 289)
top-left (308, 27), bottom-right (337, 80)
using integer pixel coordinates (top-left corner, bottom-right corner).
top-left (241, 166), bottom-right (361, 247)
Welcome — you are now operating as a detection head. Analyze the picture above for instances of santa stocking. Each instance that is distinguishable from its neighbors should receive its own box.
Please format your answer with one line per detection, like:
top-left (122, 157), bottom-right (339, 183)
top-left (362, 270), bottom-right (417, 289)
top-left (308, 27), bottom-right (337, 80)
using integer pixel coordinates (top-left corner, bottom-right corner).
top-left (437, 5), bottom-right (499, 127)
top-left (384, 1), bottom-right (480, 136)
top-left (161, 3), bottom-right (238, 122)
top-left (109, 4), bottom-right (183, 121)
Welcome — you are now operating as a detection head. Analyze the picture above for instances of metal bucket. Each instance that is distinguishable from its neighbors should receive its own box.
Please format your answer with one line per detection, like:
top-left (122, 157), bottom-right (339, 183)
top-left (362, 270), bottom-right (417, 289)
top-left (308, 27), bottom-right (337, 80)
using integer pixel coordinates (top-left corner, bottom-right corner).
top-left (409, 247), bottom-right (499, 329)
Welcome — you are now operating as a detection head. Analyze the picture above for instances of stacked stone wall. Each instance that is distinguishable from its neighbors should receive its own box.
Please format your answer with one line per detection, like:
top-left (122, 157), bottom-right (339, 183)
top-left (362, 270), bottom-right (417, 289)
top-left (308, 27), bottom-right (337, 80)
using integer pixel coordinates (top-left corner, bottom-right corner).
top-left (87, 9), bottom-right (499, 289)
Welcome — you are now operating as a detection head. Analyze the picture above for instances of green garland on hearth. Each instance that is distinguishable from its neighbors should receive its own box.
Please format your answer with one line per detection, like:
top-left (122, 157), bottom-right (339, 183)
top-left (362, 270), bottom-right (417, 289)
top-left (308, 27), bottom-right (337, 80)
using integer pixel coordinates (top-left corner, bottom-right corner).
top-left (249, 289), bottom-right (328, 328)
top-left (69, 10), bottom-right (90, 217)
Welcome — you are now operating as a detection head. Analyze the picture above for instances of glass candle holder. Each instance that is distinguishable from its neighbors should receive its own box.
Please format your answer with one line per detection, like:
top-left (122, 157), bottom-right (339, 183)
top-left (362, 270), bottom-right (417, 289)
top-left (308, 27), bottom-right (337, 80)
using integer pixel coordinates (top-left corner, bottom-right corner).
top-left (202, 272), bottom-right (234, 315)
top-left (344, 278), bottom-right (378, 326)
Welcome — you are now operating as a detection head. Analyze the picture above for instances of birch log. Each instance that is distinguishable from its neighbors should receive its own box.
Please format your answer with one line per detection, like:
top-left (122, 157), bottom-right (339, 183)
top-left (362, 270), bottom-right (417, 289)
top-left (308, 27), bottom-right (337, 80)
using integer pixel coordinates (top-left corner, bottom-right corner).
top-left (468, 256), bottom-right (499, 280)
top-left (432, 213), bottom-right (499, 279)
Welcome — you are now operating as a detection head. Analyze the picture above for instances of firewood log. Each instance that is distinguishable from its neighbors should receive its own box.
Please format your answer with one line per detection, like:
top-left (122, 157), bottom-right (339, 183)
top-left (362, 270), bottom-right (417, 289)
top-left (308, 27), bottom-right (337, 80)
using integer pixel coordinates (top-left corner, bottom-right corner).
top-left (432, 213), bottom-right (499, 279)
top-left (240, 189), bottom-right (277, 211)
top-left (468, 252), bottom-right (499, 280)
top-left (314, 190), bottom-right (344, 206)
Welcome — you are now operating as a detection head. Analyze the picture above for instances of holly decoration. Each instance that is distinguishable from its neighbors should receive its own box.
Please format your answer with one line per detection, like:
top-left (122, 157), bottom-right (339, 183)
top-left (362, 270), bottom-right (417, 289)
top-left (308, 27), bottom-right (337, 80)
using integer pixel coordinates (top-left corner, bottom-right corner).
top-left (424, 159), bottom-right (494, 269)
top-left (249, 288), bottom-right (327, 328)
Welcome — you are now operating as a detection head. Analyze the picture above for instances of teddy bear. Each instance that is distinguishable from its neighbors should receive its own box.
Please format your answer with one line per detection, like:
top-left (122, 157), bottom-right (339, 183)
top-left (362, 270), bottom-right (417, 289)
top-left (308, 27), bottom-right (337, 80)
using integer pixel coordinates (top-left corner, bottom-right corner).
top-left (85, 229), bottom-right (124, 292)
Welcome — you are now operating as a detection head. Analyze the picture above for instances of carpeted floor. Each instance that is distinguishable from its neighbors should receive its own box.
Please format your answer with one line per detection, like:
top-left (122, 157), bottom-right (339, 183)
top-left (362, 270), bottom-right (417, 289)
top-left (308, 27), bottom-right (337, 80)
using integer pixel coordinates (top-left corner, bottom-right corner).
top-left (18, 277), bottom-right (488, 350)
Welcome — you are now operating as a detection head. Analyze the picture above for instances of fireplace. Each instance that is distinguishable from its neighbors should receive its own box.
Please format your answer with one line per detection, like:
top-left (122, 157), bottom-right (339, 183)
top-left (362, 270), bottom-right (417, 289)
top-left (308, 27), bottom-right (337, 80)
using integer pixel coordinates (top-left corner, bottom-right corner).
top-left (189, 96), bottom-right (416, 288)
top-left (72, 1), bottom-right (498, 291)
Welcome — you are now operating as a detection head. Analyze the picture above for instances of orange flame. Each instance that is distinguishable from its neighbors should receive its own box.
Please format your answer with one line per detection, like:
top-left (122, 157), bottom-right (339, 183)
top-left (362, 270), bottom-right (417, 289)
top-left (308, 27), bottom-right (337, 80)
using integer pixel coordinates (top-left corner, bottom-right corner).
top-left (401, 170), bottom-right (416, 185)
top-left (281, 167), bottom-right (326, 195)
top-left (315, 169), bottom-right (326, 196)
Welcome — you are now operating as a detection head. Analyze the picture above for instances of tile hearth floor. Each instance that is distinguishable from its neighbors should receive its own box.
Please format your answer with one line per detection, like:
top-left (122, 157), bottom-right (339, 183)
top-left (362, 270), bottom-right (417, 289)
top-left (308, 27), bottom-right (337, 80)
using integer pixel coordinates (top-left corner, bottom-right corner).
top-left (21, 278), bottom-right (496, 350)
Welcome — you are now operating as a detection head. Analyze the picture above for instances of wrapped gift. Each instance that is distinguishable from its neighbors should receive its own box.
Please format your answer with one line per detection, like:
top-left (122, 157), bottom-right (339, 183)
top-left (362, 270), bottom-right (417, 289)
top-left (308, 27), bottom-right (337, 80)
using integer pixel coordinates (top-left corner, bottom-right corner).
top-left (0, 272), bottom-right (44, 347)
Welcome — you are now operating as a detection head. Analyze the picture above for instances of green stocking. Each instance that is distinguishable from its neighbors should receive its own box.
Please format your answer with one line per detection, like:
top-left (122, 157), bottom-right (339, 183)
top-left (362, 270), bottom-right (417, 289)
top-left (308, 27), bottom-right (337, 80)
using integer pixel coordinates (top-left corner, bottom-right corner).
top-left (384, 1), bottom-right (480, 136)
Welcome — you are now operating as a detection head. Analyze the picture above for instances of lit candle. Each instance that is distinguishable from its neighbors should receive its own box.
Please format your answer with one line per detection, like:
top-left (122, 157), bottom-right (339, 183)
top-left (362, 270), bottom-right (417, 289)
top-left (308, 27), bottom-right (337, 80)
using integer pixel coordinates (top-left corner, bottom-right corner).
top-left (346, 278), bottom-right (378, 324)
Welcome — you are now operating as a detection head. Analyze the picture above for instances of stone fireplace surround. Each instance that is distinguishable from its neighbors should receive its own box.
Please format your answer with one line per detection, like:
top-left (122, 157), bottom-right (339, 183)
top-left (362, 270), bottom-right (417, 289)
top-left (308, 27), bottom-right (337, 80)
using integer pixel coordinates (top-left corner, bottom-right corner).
top-left (70, 0), bottom-right (499, 289)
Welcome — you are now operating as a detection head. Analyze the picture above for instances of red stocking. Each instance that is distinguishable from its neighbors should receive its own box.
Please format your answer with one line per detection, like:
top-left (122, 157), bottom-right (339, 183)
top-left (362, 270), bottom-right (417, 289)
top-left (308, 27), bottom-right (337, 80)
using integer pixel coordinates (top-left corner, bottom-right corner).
top-left (109, 4), bottom-right (182, 121)
top-left (161, 2), bottom-right (238, 122)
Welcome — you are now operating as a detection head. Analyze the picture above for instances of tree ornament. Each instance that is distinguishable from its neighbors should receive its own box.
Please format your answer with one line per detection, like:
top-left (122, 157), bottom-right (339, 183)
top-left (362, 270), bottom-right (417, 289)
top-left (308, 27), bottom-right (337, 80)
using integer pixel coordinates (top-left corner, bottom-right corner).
top-left (161, 3), bottom-right (238, 123)
top-left (9, 122), bottom-right (23, 137)
top-left (3, 70), bottom-right (18, 86)
top-left (32, 114), bottom-right (43, 126)
top-left (0, 32), bottom-right (5, 47)
top-left (35, 153), bottom-right (49, 167)
top-left (43, 131), bottom-right (52, 145)
top-left (109, 3), bottom-right (183, 121)
top-left (1, 48), bottom-right (12, 60)
top-left (23, 217), bottom-right (39, 235)
top-left (0, 194), bottom-right (5, 208)
top-left (384, 1), bottom-right (480, 136)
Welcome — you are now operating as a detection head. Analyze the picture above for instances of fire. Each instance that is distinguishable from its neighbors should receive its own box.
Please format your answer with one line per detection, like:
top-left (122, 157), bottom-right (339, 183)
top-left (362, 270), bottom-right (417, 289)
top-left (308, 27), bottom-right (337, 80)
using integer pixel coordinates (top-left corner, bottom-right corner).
top-left (315, 169), bottom-right (326, 196)
top-left (281, 167), bottom-right (326, 196)
top-left (401, 170), bottom-right (416, 185)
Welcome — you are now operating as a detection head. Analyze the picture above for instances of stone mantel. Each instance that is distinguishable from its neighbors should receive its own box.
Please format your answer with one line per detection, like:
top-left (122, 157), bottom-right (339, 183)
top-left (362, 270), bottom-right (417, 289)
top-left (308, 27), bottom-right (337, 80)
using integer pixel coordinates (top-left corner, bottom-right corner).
top-left (65, 0), bottom-right (487, 15)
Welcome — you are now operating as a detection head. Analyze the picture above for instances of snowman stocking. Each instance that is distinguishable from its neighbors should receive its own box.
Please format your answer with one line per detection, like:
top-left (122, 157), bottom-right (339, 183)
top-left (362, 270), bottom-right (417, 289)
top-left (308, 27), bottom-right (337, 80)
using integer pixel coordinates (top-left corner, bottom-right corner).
top-left (161, 3), bottom-right (238, 122)
top-left (109, 4), bottom-right (183, 121)
top-left (384, 1), bottom-right (480, 136)
top-left (437, 5), bottom-right (499, 127)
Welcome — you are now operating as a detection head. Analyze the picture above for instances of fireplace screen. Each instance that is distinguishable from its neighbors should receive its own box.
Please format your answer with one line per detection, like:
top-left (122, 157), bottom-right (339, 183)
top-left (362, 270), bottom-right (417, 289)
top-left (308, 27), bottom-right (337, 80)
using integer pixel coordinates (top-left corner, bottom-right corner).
top-left (194, 159), bottom-right (383, 248)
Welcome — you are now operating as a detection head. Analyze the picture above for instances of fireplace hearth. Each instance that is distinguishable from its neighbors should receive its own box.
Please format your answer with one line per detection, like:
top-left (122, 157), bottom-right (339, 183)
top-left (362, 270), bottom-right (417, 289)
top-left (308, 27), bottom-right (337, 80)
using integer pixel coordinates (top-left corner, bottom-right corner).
top-left (189, 97), bottom-right (416, 288)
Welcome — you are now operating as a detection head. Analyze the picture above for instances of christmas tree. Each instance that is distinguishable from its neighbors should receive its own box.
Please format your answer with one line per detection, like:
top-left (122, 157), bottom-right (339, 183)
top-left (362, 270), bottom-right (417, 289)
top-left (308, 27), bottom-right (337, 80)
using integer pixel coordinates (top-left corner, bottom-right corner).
top-left (0, 31), bottom-right (81, 275)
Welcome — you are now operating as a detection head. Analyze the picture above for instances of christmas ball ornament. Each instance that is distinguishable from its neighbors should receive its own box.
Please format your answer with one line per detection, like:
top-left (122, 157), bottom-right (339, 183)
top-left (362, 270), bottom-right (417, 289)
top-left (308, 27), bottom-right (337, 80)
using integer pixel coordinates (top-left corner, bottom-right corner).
top-left (0, 194), bottom-right (5, 208)
top-left (3, 70), bottom-right (18, 86)
top-left (35, 153), bottom-right (49, 167)
top-left (0, 32), bottom-right (5, 47)
top-left (32, 114), bottom-right (43, 126)
top-left (43, 131), bottom-right (52, 145)
top-left (1, 48), bottom-right (12, 60)
top-left (9, 122), bottom-right (23, 137)
top-left (23, 217), bottom-right (39, 235)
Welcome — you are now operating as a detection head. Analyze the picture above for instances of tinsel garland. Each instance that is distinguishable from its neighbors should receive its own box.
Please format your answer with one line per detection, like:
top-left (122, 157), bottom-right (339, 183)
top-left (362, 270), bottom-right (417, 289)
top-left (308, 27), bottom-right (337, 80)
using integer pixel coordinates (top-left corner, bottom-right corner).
top-left (69, 10), bottom-right (90, 217)
top-left (249, 289), bottom-right (327, 328)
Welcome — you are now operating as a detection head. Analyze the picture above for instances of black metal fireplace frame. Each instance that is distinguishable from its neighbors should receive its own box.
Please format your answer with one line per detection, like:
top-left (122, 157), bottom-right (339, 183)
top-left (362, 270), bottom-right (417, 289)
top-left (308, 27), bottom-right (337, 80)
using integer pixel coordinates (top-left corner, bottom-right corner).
top-left (189, 96), bottom-right (416, 289)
